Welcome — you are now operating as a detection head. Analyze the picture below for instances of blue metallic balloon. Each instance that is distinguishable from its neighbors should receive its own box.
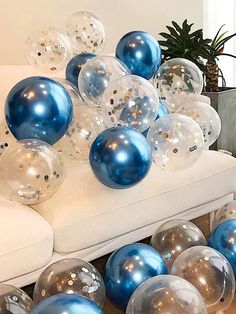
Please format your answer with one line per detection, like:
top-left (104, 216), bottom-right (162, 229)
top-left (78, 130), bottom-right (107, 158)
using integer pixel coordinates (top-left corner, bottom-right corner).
top-left (208, 218), bottom-right (236, 276)
top-left (104, 243), bottom-right (168, 311)
top-left (116, 31), bottom-right (162, 80)
top-left (142, 102), bottom-right (169, 137)
top-left (31, 294), bottom-right (104, 314)
top-left (89, 127), bottom-right (152, 189)
top-left (5, 76), bottom-right (73, 145)
top-left (66, 53), bottom-right (96, 88)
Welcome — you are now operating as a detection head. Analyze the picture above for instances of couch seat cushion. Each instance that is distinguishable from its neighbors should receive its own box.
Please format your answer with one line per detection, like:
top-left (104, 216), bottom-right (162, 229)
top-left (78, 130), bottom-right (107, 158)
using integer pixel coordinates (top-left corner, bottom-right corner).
top-left (0, 195), bottom-right (53, 282)
top-left (33, 151), bottom-right (236, 253)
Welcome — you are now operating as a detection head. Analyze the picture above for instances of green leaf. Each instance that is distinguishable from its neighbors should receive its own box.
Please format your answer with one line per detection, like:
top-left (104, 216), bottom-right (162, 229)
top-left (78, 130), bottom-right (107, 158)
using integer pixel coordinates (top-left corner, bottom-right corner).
top-left (213, 31), bottom-right (229, 48)
top-left (219, 53), bottom-right (236, 59)
top-left (211, 24), bottom-right (225, 46)
top-left (215, 33), bottom-right (236, 50)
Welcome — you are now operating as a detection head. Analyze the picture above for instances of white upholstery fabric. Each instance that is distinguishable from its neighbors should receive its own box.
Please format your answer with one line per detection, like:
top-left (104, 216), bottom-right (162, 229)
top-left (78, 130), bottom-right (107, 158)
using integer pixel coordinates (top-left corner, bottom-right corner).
top-left (0, 195), bottom-right (53, 282)
top-left (33, 151), bottom-right (236, 253)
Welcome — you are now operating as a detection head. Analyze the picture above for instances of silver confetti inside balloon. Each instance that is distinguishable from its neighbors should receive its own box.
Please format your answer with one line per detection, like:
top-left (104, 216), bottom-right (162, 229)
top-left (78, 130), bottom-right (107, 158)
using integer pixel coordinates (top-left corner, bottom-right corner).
top-left (33, 258), bottom-right (106, 308)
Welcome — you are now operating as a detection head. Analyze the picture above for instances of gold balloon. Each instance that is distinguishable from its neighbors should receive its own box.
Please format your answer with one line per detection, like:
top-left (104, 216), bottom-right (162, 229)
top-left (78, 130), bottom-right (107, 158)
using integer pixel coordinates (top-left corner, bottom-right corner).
top-left (171, 246), bottom-right (235, 312)
top-left (151, 219), bottom-right (206, 270)
top-left (0, 120), bottom-right (16, 158)
top-left (33, 258), bottom-right (106, 308)
top-left (0, 139), bottom-right (63, 205)
top-left (212, 200), bottom-right (236, 229)
top-left (0, 284), bottom-right (34, 313)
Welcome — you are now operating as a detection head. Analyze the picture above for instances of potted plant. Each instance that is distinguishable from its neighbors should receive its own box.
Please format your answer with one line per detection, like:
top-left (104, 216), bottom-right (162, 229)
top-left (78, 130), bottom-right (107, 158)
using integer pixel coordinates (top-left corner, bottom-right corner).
top-left (159, 20), bottom-right (236, 155)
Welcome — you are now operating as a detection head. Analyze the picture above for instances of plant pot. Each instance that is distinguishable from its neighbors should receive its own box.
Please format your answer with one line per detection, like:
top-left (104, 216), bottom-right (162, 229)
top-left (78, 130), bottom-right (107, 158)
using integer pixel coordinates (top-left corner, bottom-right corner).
top-left (203, 88), bottom-right (236, 155)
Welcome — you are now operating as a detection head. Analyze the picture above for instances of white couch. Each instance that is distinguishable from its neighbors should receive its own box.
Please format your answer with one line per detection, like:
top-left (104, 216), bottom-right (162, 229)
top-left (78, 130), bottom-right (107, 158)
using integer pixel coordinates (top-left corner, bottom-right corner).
top-left (0, 66), bottom-right (236, 288)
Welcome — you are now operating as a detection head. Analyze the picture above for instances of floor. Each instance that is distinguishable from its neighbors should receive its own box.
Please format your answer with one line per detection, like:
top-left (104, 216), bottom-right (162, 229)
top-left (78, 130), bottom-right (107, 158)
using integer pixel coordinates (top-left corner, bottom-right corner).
top-left (23, 214), bottom-right (236, 313)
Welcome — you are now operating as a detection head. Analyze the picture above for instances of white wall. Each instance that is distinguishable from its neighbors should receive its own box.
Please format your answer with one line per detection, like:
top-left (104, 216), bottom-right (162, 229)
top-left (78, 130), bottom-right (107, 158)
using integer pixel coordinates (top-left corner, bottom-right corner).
top-left (0, 0), bottom-right (203, 64)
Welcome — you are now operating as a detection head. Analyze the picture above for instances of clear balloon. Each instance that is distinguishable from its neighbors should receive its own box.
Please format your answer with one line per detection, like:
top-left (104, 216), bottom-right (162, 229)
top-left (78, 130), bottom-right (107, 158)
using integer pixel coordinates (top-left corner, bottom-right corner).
top-left (171, 246), bottom-right (235, 313)
top-left (147, 113), bottom-right (204, 171)
top-left (104, 243), bottom-right (167, 311)
top-left (154, 58), bottom-right (203, 112)
top-left (31, 294), bottom-right (104, 314)
top-left (126, 275), bottom-right (207, 314)
top-left (78, 56), bottom-right (130, 107)
top-left (89, 127), bottom-right (152, 189)
top-left (54, 78), bottom-right (83, 108)
top-left (151, 219), bottom-right (206, 270)
top-left (55, 104), bottom-right (106, 162)
top-left (116, 31), bottom-right (162, 80)
top-left (180, 101), bottom-right (221, 147)
top-left (208, 218), bottom-right (236, 276)
top-left (101, 75), bottom-right (159, 133)
top-left (5, 76), bottom-right (73, 145)
top-left (66, 11), bottom-right (105, 55)
top-left (0, 284), bottom-right (34, 313)
top-left (33, 258), bottom-right (105, 307)
top-left (142, 102), bottom-right (169, 137)
top-left (25, 27), bottom-right (72, 74)
top-left (66, 53), bottom-right (96, 88)
top-left (212, 200), bottom-right (236, 229)
top-left (0, 139), bottom-right (63, 205)
top-left (0, 120), bottom-right (16, 158)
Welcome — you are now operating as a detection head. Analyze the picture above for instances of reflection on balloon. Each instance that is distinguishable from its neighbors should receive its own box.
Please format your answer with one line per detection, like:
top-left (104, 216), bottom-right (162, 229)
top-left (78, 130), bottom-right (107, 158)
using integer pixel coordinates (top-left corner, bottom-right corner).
top-left (55, 105), bottom-right (106, 162)
top-left (142, 102), bottom-right (169, 137)
top-left (0, 139), bottom-right (63, 205)
top-left (5, 76), bottom-right (73, 145)
top-left (171, 246), bottom-right (235, 313)
top-left (31, 294), bottom-right (104, 314)
top-left (154, 58), bottom-right (203, 112)
top-left (208, 219), bottom-right (236, 276)
top-left (0, 120), bottom-right (16, 157)
top-left (66, 53), bottom-right (96, 88)
top-left (212, 200), bottom-right (236, 229)
top-left (78, 56), bottom-right (130, 107)
top-left (54, 78), bottom-right (82, 108)
top-left (151, 219), bottom-right (206, 270)
top-left (104, 243), bottom-right (167, 311)
top-left (89, 127), bottom-right (152, 189)
top-left (180, 101), bottom-right (221, 148)
top-left (116, 31), bottom-right (162, 80)
top-left (147, 113), bottom-right (204, 171)
top-left (33, 258), bottom-right (105, 307)
top-left (25, 27), bottom-right (72, 74)
top-left (0, 284), bottom-right (34, 314)
top-left (101, 74), bottom-right (159, 133)
top-left (126, 275), bottom-right (207, 314)
top-left (66, 11), bottom-right (105, 55)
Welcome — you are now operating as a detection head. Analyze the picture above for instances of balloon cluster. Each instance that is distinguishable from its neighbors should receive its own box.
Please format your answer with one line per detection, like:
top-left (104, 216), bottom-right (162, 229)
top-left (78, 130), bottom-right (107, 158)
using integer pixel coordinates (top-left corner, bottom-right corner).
top-left (0, 10), bottom-right (222, 199)
top-left (2, 216), bottom-right (236, 314)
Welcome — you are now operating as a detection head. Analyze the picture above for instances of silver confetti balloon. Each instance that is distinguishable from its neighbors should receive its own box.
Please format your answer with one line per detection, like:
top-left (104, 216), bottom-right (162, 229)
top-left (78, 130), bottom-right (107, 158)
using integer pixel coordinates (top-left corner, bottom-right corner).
top-left (0, 139), bottom-right (64, 205)
top-left (212, 200), bottom-right (236, 229)
top-left (33, 258), bottom-right (106, 308)
top-left (25, 27), bottom-right (72, 74)
top-left (0, 120), bottom-right (16, 158)
top-left (66, 11), bottom-right (105, 55)
top-left (101, 74), bottom-right (159, 133)
top-left (151, 219), bottom-right (206, 270)
top-left (0, 284), bottom-right (34, 313)
top-left (126, 275), bottom-right (207, 314)
top-left (147, 113), bottom-right (204, 171)
top-left (55, 104), bottom-right (106, 162)
top-left (154, 58), bottom-right (203, 112)
top-left (180, 101), bottom-right (221, 148)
